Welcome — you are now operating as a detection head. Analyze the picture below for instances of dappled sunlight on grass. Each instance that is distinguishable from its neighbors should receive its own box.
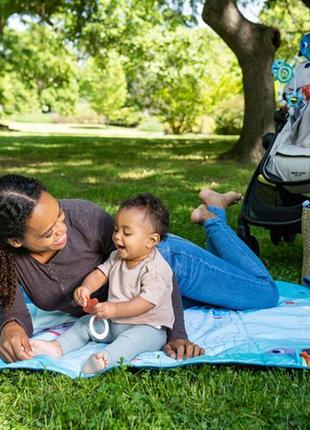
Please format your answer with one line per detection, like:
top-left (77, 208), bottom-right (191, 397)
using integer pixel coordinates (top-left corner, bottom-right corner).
top-left (167, 153), bottom-right (209, 161)
top-left (64, 160), bottom-right (93, 167)
top-left (118, 169), bottom-right (157, 180)
top-left (81, 176), bottom-right (101, 185)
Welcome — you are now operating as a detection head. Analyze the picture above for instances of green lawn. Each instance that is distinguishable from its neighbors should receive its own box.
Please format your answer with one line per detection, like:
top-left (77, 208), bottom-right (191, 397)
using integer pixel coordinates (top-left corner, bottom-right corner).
top-left (0, 130), bottom-right (308, 429)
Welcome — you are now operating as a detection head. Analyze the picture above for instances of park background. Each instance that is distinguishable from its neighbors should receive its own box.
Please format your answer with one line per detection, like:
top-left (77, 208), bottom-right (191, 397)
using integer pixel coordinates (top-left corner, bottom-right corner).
top-left (0, 0), bottom-right (310, 428)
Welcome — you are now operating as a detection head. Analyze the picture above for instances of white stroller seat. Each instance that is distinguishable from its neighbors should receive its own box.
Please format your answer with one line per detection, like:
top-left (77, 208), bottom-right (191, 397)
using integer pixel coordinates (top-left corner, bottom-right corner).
top-left (263, 102), bottom-right (310, 194)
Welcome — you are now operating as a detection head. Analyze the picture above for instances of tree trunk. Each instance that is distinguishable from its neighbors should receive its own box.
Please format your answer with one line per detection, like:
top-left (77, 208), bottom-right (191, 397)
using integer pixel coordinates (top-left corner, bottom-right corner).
top-left (301, 0), bottom-right (310, 7)
top-left (202, 0), bottom-right (280, 163)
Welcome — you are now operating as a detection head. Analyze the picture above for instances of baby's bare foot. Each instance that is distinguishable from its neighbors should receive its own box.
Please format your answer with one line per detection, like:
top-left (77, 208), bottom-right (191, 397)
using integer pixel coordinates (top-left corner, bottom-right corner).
top-left (30, 339), bottom-right (63, 357)
top-left (82, 352), bottom-right (110, 374)
top-left (199, 189), bottom-right (242, 209)
top-left (191, 204), bottom-right (216, 224)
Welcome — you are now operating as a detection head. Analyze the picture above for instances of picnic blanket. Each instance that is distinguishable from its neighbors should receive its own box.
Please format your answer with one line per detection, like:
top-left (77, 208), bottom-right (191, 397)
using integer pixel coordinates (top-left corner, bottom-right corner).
top-left (0, 280), bottom-right (309, 378)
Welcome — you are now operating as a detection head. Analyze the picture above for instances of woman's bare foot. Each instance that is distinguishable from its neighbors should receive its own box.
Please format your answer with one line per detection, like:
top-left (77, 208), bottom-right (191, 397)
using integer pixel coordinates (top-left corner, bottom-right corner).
top-left (199, 189), bottom-right (242, 209)
top-left (82, 352), bottom-right (109, 374)
top-left (191, 204), bottom-right (216, 224)
top-left (30, 339), bottom-right (63, 358)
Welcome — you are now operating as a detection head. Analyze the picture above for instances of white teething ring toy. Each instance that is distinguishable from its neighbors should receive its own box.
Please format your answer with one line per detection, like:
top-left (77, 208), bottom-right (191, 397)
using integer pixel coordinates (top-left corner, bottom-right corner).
top-left (89, 315), bottom-right (109, 340)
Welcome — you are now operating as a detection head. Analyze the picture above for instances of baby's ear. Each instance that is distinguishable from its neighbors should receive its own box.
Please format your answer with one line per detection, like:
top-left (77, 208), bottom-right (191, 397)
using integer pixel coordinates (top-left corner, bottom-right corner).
top-left (147, 233), bottom-right (160, 248)
top-left (7, 238), bottom-right (22, 248)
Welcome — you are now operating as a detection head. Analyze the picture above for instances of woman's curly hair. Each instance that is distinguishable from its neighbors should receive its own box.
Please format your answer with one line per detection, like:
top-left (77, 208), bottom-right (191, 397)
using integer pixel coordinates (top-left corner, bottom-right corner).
top-left (0, 175), bottom-right (46, 309)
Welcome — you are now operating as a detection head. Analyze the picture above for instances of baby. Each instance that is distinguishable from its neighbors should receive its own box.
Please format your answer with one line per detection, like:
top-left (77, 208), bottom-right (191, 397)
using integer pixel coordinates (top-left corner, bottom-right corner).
top-left (31, 193), bottom-right (175, 374)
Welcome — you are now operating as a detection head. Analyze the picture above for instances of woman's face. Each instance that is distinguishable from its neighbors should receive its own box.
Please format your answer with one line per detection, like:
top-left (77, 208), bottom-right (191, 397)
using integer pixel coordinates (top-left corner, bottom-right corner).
top-left (17, 191), bottom-right (67, 254)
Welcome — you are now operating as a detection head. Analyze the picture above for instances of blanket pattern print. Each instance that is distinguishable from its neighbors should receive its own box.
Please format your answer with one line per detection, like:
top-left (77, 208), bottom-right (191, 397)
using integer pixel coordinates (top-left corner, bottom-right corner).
top-left (0, 281), bottom-right (309, 378)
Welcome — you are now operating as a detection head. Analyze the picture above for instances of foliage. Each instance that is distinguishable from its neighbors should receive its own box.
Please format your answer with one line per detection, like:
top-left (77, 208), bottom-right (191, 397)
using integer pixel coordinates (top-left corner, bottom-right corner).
top-left (80, 52), bottom-right (127, 120)
top-left (109, 107), bottom-right (143, 128)
top-left (259, 0), bottom-right (310, 60)
top-left (130, 27), bottom-right (241, 134)
top-left (0, 73), bottom-right (39, 116)
top-left (0, 24), bottom-right (79, 116)
top-left (214, 95), bottom-right (244, 135)
top-left (1, 0), bottom-right (243, 132)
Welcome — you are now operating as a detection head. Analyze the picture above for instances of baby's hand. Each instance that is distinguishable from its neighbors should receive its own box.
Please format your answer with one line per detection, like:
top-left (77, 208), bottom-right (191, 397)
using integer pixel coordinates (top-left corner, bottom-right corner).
top-left (93, 302), bottom-right (117, 319)
top-left (74, 286), bottom-right (90, 307)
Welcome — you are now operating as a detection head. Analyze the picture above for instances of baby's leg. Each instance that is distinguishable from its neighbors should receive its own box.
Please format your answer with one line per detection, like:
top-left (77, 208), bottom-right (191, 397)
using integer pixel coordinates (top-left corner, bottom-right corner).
top-left (31, 315), bottom-right (92, 357)
top-left (83, 324), bottom-right (167, 374)
top-left (82, 351), bottom-right (110, 373)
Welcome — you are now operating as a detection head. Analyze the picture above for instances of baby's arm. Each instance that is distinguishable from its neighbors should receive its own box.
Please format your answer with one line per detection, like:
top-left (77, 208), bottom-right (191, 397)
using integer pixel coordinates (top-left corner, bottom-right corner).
top-left (74, 268), bottom-right (108, 307)
top-left (93, 296), bottom-right (154, 320)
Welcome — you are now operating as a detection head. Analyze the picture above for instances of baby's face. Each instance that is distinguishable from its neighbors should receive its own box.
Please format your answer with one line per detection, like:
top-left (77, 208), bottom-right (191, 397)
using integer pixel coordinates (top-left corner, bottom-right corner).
top-left (113, 208), bottom-right (158, 264)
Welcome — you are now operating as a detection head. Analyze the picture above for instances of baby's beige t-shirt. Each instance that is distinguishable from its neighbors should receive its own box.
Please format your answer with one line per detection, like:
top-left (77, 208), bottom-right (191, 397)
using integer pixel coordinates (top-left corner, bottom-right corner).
top-left (97, 248), bottom-right (175, 329)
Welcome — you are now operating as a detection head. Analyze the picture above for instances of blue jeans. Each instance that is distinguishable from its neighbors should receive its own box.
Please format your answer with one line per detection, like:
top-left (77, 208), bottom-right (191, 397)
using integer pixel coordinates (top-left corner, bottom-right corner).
top-left (157, 206), bottom-right (279, 310)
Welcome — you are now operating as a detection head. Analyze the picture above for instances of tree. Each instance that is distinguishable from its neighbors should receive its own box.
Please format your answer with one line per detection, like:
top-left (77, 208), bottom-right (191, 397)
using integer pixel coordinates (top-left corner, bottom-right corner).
top-left (131, 26), bottom-right (241, 134)
top-left (1, 0), bottom-right (310, 160)
top-left (0, 0), bottom-right (65, 36)
top-left (131, 28), bottom-right (205, 133)
top-left (0, 24), bottom-right (79, 116)
top-left (80, 52), bottom-right (127, 121)
top-left (0, 73), bottom-right (39, 117)
top-left (202, 0), bottom-right (281, 162)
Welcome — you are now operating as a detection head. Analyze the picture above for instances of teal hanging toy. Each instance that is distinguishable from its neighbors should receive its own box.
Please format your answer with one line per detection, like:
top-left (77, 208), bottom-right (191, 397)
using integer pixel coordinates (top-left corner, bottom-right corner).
top-left (272, 33), bottom-right (310, 112)
top-left (272, 60), bottom-right (294, 84)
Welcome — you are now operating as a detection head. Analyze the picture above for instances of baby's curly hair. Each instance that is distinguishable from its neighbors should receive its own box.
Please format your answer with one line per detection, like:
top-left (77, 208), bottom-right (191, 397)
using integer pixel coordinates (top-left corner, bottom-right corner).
top-left (119, 193), bottom-right (169, 240)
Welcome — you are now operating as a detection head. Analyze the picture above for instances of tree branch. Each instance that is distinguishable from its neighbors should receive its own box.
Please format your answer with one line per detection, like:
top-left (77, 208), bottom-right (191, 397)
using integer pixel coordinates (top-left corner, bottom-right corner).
top-left (202, 0), bottom-right (280, 61)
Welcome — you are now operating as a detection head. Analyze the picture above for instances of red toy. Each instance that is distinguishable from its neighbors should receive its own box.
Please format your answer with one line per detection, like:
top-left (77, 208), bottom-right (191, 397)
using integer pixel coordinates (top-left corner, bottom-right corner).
top-left (83, 298), bottom-right (98, 314)
top-left (301, 83), bottom-right (310, 100)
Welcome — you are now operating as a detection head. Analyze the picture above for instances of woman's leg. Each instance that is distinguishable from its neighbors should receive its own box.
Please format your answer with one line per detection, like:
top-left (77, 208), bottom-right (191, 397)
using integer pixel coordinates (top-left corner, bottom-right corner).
top-left (157, 190), bottom-right (279, 310)
top-left (192, 204), bottom-right (271, 278)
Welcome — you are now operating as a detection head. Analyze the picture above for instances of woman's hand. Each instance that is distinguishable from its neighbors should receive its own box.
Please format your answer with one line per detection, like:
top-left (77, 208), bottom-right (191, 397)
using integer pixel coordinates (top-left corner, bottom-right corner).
top-left (163, 339), bottom-right (205, 361)
top-left (0, 321), bottom-right (34, 363)
top-left (74, 286), bottom-right (90, 307)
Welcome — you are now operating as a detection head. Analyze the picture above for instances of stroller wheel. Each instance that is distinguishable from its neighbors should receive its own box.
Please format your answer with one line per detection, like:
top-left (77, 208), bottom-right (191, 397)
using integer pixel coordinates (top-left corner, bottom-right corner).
top-left (270, 229), bottom-right (282, 245)
top-left (244, 235), bottom-right (260, 256)
top-left (262, 132), bottom-right (275, 150)
top-left (282, 232), bottom-right (296, 243)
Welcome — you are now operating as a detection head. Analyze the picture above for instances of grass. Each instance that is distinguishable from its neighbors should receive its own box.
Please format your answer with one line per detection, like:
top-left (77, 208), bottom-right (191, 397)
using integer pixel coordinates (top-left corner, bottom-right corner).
top-left (0, 129), bottom-right (308, 429)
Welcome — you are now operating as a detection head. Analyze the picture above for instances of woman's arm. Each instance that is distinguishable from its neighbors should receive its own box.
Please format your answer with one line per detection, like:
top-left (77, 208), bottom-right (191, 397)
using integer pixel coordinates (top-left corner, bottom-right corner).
top-left (0, 284), bottom-right (33, 337)
top-left (0, 286), bottom-right (35, 362)
top-left (164, 275), bottom-right (205, 359)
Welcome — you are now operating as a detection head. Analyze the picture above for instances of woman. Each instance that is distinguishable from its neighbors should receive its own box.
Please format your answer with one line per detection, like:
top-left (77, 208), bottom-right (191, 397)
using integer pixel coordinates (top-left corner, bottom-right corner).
top-left (0, 174), bottom-right (278, 363)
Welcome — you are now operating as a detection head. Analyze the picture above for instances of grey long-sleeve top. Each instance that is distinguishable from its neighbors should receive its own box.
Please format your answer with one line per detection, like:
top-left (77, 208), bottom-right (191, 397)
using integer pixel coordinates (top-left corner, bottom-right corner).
top-left (0, 199), bottom-right (186, 341)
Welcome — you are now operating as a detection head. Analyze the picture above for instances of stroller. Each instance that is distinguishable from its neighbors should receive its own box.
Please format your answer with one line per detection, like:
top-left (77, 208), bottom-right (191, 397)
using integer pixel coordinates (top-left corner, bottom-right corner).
top-left (237, 34), bottom-right (310, 255)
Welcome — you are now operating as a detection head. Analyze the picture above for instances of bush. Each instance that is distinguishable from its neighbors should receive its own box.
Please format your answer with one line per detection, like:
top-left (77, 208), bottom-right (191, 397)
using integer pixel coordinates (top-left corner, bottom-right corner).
top-left (109, 107), bottom-right (143, 128)
top-left (138, 115), bottom-right (164, 132)
top-left (51, 101), bottom-right (107, 124)
top-left (214, 95), bottom-right (244, 135)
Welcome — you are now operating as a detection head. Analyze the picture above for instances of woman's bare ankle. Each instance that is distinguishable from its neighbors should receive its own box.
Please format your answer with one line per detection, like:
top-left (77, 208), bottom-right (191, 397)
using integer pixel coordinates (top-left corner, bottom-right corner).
top-left (198, 189), bottom-right (242, 209)
top-left (191, 204), bottom-right (216, 224)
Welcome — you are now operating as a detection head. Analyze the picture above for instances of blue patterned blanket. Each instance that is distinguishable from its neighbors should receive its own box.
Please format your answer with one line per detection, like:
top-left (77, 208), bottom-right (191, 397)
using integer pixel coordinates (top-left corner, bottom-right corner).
top-left (0, 281), bottom-right (309, 378)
